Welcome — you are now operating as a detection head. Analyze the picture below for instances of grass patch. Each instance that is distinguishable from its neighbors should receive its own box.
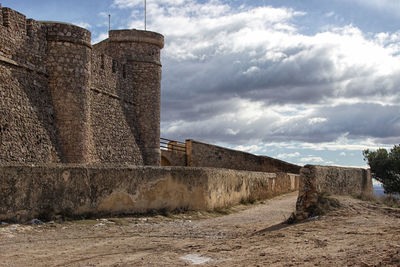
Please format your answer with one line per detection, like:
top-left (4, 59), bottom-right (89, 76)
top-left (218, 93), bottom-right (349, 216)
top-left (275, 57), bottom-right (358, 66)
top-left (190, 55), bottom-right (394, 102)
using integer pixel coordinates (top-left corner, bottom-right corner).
top-left (380, 195), bottom-right (400, 208)
top-left (353, 193), bottom-right (378, 202)
top-left (239, 196), bottom-right (256, 205)
top-left (158, 208), bottom-right (175, 218)
top-left (353, 193), bottom-right (400, 208)
top-left (213, 207), bottom-right (233, 215)
top-left (314, 193), bottom-right (341, 215)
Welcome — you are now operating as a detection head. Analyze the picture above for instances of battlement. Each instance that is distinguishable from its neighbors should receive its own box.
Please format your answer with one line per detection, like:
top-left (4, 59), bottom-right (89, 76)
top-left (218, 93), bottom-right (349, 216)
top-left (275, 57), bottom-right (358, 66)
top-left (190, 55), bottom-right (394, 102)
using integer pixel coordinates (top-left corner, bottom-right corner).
top-left (43, 22), bottom-right (91, 48)
top-left (91, 50), bottom-right (132, 99)
top-left (1, 6), bottom-right (26, 33)
top-left (0, 5), bottom-right (163, 166)
top-left (109, 29), bottom-right (164, 49)
top-left (0, 4), bottom-right (2, 26)
top-left (0, 4), bottom-right (92, 47)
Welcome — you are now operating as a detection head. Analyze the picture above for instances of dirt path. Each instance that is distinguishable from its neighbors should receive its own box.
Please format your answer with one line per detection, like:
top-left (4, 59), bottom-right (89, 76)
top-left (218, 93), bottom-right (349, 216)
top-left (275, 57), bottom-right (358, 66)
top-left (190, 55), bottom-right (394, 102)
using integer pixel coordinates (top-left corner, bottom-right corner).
top-left (1, 191), bottom-right (399, 266)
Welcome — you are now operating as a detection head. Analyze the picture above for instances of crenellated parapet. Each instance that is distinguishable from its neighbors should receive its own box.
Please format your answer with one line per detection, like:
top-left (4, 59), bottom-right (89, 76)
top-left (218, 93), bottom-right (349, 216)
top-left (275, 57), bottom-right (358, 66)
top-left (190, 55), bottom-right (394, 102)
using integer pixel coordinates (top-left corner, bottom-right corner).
top-left (44, 22), bottom-right (92, 48)
top-left (108, 29), bottom-right (163, 65)
top-left (0, 4), bottom-right (163, 166)
top-left (43, 22), bottom-right (93, 163)
top-left (0, 7), bottom-right (45, 73)
top-left (109, 29), bottom-right (164, 47)
top-left (91, 29), bottom-right (164, 165)
top-left (0, 4), bottom-right (3, 27)
top-left (1, 6), bottom-right (26, 33)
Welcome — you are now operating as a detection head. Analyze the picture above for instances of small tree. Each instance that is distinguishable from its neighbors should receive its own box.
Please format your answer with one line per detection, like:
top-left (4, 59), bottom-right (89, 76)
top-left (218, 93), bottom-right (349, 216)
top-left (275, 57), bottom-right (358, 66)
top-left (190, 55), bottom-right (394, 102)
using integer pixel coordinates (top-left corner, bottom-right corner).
top-left (363, 145), bottom-right (400, 195)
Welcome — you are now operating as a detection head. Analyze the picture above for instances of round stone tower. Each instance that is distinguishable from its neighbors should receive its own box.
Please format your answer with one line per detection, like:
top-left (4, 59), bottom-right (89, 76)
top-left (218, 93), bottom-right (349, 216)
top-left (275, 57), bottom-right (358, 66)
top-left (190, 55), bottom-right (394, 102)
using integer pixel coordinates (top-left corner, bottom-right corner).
top-left (107, 29), bottom-right (164, 166)
top-left (44, 22), bottom-right (92, 163)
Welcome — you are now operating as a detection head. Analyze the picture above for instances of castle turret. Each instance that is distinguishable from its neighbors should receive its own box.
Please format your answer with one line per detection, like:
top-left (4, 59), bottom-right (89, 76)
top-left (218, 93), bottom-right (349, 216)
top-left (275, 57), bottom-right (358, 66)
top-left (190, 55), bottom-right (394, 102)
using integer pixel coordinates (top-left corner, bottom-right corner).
top-left (0, 5), bottom-right (165, 166)
top-left (0, 4), bottom-right (3, 26)
top-left (44, 22), bottom-right (92, 163)
top-left (106, 29), bottom-right (164, 166)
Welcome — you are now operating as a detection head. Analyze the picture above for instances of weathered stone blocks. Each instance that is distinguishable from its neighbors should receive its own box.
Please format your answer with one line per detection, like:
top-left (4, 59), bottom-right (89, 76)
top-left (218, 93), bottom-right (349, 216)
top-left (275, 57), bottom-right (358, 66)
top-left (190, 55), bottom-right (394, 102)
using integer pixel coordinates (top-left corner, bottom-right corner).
top-left (0, 164), bottom-right (299, 222)
top-left (186, 139), bottom-right (301, 173)
top-left (293, 165), bottom-right (373, 220)
top-left (44, 22), bottom-right (92, 163)
top-left (0, 5), bottom-right (163, 166)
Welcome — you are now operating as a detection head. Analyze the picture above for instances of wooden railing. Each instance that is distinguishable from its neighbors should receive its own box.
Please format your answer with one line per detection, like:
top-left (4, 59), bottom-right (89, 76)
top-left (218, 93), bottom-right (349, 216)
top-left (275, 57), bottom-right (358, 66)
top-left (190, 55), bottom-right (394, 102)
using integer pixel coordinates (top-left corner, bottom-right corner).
top-left (160, 138), bottom-right (186, 154)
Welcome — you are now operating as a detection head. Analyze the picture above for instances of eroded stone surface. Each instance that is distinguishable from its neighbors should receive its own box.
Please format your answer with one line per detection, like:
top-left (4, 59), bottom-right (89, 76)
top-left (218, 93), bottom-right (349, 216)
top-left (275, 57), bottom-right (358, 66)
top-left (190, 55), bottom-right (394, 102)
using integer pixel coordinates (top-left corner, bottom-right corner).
top-left (294, 165), bottom-right (373, 220)
top-left (0, 6), bottom-right (163, 165)
top-left (0, 164), bottom-right (299, 222)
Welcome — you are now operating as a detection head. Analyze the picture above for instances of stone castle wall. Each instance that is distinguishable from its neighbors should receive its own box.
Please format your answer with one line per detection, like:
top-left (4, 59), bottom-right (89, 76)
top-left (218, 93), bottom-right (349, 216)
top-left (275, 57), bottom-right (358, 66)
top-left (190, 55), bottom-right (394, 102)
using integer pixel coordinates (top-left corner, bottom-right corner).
top-left (0, 164), bottom-right (299, 222)
top-left (45, 22), bottom-right (93, 163)
top-left (91, 30), bottom-right (164, 165)
top-left (89, 38), bottom-right (141, 165)
top-left (185, 140), bottom-right (301, 173)
top-left (0, 6), bottom-right (61, 163)
top-left (0, 5), bottom-right (163, 165)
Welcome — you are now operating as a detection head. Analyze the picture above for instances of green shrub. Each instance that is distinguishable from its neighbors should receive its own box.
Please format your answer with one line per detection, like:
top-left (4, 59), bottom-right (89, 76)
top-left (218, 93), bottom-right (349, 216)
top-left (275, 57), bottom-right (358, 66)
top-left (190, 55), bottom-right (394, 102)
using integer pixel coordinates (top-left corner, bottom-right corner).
top-left (363, 144), bottom-right (400, 195)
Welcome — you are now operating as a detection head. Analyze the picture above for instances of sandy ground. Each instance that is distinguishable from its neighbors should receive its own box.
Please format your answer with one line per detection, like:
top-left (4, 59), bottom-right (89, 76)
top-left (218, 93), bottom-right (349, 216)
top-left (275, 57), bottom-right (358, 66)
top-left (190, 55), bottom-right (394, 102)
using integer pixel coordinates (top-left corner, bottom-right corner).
top-left (1, 191), bottom-right (399, 266)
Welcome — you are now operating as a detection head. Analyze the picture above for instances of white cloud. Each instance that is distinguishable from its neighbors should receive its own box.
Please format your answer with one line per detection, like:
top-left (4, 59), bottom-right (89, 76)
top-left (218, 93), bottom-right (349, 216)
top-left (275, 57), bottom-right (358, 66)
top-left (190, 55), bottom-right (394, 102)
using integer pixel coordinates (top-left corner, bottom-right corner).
top-left (308, 117), bottom-right (327, 125)
top-left (277, 152), bottom-right (300, 159)
top-left (226, 128), bottom-right (239, 135)
top-left (114, 0), bottom-right (186, 8)
top-left (233, 144), bottom-right (264, 154)
top-left (73, 21), bottom-right (92, 29)
top-left (92, 32), bottom-right (109, 44)
top-left (325, 11), bottom-right (335, 18)
top-left (243, 66), bottom-right (260, 76)
top-left (115, 0), bottom-right (400, 161)
top-left (300, 156), bottom-right (324, 163)
top-left (282, 137), bottom-right (393, 152)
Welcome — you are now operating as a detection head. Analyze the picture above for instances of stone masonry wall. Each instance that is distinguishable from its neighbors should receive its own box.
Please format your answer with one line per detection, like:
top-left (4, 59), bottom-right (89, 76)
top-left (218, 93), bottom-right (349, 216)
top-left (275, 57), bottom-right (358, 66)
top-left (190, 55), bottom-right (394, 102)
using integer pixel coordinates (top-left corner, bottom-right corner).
top-left (0, 7), bottom-right (62, 164)
top-left (89, 90), bottom-right (143, 164)
top-left (0, 5), bottom-right (163, 166)
top-left (101, 30), bottom-right (164, 166)
top-left (186, 140), bottom-right (301, 173)
top-left (89, 45), bottom-right (143, 164)
top-left (161, 150), bottom-right (187, 166)
top-left (0, 164), bottom-right (299, 222)
top-left (45, 22), bottom-right (93, 163)
top-left (293, 165), bottom-right (373, 220)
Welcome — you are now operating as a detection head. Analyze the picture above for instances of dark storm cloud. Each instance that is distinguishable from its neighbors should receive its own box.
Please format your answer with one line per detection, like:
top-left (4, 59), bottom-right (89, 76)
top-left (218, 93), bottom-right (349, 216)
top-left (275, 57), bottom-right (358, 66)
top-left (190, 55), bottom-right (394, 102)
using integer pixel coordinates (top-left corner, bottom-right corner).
top-left (162, 102), bottom-right (400, 145)
top-left (116, 0), bottom-right (400, 147)
top-left (268, 103), bottom-right (400, 142)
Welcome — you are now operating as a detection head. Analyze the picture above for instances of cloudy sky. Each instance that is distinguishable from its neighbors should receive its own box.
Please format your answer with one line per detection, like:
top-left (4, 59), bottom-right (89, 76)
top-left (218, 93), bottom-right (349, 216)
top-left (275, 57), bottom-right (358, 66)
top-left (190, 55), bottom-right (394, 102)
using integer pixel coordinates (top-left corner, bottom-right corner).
top-left (3, 0), bottom-right (399, 167)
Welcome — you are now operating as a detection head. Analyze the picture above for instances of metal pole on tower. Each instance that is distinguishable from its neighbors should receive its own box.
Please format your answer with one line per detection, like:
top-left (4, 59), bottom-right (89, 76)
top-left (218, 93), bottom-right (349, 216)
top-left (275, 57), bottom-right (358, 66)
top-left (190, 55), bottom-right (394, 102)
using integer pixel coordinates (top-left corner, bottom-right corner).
top-left (108, 14), bottom-right (111, 31)
top-left (144, 0), bottom-right (147, 30)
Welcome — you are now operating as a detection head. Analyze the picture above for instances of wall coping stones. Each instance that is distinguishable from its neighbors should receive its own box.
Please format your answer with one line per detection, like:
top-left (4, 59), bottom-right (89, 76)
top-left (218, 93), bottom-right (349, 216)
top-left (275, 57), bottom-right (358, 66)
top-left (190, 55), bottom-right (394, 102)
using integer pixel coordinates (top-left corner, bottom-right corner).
top-left (45, 35), bottom-right (92, 49)
top-left (109, 29), bottom-right (164, 49)
top-left (0, 164), bottom-right (298, 222)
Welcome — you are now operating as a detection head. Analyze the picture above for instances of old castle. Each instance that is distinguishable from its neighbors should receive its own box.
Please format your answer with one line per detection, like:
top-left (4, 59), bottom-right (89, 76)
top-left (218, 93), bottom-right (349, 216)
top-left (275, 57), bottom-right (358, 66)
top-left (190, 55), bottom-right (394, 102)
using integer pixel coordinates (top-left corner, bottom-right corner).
top-left (0, 4), bottom-right (163, 166)
top-left (0, 5), bottom-right (373, 223)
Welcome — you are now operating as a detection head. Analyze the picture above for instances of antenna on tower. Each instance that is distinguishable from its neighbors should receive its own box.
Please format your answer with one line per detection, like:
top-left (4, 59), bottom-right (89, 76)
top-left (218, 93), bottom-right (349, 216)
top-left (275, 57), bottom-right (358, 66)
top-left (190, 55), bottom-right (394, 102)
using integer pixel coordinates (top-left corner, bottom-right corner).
top-left (108, 14), bottom-right (111, 32)
top-left (144, 0), bottom-right (147, 31)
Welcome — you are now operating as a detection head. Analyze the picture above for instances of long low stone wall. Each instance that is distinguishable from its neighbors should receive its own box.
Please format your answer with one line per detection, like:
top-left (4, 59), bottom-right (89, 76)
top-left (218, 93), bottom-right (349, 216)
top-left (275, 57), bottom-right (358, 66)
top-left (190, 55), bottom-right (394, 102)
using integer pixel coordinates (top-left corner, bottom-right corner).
top-left (0, 164), bottom-right (299, 222)
top-left (186, 140), bottom-right (301, 173)
top-left (293, 165), bottom-right (373, 220)
top-left (161, 150), bottom-right (186, 166)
